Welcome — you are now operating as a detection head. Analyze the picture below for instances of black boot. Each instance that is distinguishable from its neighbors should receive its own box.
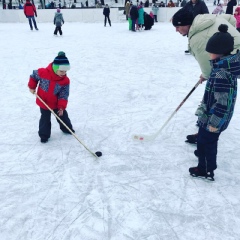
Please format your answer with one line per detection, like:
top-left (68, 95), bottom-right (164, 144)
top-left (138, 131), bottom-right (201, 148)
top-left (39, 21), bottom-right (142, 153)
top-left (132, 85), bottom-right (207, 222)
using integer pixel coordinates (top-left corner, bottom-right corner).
top-left (41, 138), bottom-right (48, 143)
top-left (185, 133), bottom-right (198, 144)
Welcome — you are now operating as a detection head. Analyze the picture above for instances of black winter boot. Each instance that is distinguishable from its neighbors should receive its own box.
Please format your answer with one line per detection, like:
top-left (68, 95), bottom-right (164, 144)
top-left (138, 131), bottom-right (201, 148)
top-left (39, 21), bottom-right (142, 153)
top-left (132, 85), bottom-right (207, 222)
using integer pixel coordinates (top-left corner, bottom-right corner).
top-left (185, 133), bottom-right (198, 144)
top-left (41, 138), bottom-right (48, 143)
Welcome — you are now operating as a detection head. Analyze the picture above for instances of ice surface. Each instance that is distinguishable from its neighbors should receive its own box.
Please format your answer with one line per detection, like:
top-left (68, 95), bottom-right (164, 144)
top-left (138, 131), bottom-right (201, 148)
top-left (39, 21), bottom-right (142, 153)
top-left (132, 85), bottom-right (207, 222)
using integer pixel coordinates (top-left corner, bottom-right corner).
top-left (1, 21), bottom-right (240, 240)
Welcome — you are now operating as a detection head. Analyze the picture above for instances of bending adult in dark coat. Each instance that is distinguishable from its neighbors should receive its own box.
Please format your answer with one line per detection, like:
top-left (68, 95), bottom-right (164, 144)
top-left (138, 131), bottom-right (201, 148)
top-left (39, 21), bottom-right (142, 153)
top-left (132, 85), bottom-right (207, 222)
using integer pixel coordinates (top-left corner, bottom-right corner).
top-left (226, 0), bottom-right (237, 14)
top-left (144, 12), bottom-right (154, 30)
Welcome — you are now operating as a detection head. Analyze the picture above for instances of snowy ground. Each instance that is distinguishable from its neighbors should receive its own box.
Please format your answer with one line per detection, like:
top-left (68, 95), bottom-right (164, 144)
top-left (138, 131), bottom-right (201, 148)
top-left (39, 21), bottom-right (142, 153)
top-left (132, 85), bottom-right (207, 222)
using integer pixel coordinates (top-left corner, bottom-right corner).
top-left (1, 21), bottom-right (240, 240)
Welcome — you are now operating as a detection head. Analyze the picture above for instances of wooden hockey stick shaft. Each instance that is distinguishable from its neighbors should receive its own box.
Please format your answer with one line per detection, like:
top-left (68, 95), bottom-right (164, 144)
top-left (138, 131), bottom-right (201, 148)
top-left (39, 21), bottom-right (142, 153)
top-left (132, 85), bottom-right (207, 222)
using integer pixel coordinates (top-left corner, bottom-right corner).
top-left (133, 80), bottom-right (201, 141)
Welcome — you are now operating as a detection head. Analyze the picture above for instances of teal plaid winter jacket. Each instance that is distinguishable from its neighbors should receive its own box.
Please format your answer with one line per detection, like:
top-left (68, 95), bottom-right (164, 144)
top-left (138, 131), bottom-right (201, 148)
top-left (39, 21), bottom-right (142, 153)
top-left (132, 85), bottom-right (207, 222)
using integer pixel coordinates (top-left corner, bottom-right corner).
top-left (197, 51), bottom-right (240, 133)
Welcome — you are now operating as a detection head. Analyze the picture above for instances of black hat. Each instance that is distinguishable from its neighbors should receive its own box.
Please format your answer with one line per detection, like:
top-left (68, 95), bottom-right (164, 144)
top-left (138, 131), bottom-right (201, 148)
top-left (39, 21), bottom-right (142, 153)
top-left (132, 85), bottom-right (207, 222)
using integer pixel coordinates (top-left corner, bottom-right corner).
top-left (206, 24), bottom-right (234, 54)
top-left (172, 8), bottom-right (194, 27)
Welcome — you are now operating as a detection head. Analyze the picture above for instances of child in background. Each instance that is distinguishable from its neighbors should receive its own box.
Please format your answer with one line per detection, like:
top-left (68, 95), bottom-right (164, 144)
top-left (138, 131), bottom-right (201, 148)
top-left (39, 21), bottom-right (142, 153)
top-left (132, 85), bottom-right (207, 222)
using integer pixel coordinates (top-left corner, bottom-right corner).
top-left (152, 3), bottom-right (159, 22)
top-left (28, 52), bottom-right (75, 143)
top-left (54, 8), bottom-right (64, 36)
top-left (189, 24), bottom-right (240, 181)
top-left (212, 1), bottom-right (224, 14)
top-left (24, 0), bottom-right (38, 31)
top-left (234, 6), bottom-right (240, 32)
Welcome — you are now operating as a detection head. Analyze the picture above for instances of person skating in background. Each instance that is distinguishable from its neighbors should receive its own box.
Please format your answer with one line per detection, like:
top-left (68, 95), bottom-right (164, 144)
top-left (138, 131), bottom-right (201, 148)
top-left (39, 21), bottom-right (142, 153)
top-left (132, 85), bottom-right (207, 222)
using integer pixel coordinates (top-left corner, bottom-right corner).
top-left (159, 1), bottom-right (165, 7)
top-left (167, 0), bottom-right (175, 7)
top-left (103, 4), bottom-right (111, 27)
top-left (28, 52), bottom-right (75, 143)
top-left (234, 6), bottom-right (240, 32)
top-left (128, 2), bottom-right (133, 30)
top-left (54, 8), bottom-right (64, 36)
top-left (137, 1), bottom-right (144, 30)
top-left (152, 3), bottom-right (159, 22)
top-left (24, 0), bottom-right (38, 31)
top-left (226, 0), bottom-right (237, 14)
top-left (189, 24), bottom-right (240, 181)
top-left (180, 0), bottom-right (187, 7)
top-left (130, 4), bottom-right (139, 31)
top-left (182, 0), bottom-right (209, 53)
top-left (183, 0), bottom-right (209, 18)
top-left (125, 1), bottom-right (131, 20)
top-left (172, 8), bottom-right (240, 146)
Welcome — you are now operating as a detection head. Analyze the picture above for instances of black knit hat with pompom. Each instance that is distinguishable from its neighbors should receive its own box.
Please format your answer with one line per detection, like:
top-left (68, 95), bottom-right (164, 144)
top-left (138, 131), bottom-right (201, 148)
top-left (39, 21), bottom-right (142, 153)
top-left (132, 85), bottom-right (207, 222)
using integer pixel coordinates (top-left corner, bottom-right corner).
top-left (206, 24), bottom-right (234, 54)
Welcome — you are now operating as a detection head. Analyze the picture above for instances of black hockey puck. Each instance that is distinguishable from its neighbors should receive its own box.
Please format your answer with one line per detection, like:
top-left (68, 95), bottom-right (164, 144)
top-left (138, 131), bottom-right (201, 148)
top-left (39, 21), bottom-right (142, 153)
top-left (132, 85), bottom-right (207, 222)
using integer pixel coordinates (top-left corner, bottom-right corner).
top-left (95, 151), bottom-right (102, 157)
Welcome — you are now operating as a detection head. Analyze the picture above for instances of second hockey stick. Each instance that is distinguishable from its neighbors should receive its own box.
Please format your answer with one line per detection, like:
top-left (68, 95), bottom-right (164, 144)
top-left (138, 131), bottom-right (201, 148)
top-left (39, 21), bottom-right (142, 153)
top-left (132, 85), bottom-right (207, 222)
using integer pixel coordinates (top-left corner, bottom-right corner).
top-left (132, 80), bottom-right (201, 141)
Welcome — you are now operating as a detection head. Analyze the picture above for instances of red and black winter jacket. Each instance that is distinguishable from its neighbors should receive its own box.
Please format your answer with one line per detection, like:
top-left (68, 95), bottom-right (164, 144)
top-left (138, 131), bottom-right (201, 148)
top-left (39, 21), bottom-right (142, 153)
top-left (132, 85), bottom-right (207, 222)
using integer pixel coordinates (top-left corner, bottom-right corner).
top-left (24, 0), bottom-right (37, 17)
top-left (28, 63), bottom-right (70, 110)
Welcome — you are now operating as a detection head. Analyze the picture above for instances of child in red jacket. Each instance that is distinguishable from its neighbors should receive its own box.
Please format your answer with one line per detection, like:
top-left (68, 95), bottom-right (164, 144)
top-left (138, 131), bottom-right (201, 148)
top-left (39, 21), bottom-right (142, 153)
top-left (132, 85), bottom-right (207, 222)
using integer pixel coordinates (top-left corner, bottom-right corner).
top-left (24, 0), bottom-right (38, 31)
top-left (28, 51), bottom-right (74, 143)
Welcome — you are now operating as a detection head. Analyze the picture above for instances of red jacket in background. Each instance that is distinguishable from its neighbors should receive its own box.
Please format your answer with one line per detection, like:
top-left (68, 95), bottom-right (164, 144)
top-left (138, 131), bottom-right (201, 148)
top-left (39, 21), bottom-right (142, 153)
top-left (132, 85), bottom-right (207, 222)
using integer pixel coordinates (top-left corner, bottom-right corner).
top-left (28, 63), bottom-right (70, 110)
top-left (24, 0), bottom-right (37, 17)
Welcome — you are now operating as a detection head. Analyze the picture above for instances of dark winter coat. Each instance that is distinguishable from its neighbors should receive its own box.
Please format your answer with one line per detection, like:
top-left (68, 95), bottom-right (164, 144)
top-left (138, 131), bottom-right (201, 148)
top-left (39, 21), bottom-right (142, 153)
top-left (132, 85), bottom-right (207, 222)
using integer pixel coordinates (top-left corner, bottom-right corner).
top-left (28, 63), bottom-right (70, 111)
top-left (144, 12), bottom-right (154, 30)
top-left (144, 0), bottom-right (149, 7)
top-left (197, 52), bottom-right (240, 133)
top-left (54, 12), bottom-right (64, 27)
top-left (130, 5), bottom-right (139, 20)
top-left (24, 0), bottom-right (37, 17)
top-left (183, 0), bottom-right (209, 18)
top-left (180, 0), bottom-right (187, 7)
top-left (103, 6), bottom-right (110, 16)
top-left (226, 0), bottom-right (237, 14)
top-left (159, 2), bottom-right (165, 7)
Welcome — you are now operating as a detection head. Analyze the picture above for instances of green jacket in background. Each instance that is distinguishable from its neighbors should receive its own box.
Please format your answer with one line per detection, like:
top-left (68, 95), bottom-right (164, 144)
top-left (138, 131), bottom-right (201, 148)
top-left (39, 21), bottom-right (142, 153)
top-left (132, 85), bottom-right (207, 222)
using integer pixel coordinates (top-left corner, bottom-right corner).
top-left (188, 14), bottom-right (240, 79)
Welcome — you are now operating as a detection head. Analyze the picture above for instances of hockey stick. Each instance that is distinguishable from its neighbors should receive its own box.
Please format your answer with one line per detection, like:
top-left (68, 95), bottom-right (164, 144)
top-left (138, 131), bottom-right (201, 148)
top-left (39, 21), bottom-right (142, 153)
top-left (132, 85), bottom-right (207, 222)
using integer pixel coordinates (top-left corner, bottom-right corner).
top-left (35, 93), bottom-right (99, 158)
top-left (132, 80), bottom-right (201, 141)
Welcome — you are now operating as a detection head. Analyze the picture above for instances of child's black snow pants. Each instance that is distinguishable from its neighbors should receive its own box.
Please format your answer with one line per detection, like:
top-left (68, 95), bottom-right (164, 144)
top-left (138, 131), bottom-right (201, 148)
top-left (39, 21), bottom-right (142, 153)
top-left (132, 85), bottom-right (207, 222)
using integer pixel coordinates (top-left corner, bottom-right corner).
top-left (38, 108), bottom-right (74, 140)
top-left (197, 127), bottom-right (221, 173)
top-left (54, 26), bottom-right (62, 35)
